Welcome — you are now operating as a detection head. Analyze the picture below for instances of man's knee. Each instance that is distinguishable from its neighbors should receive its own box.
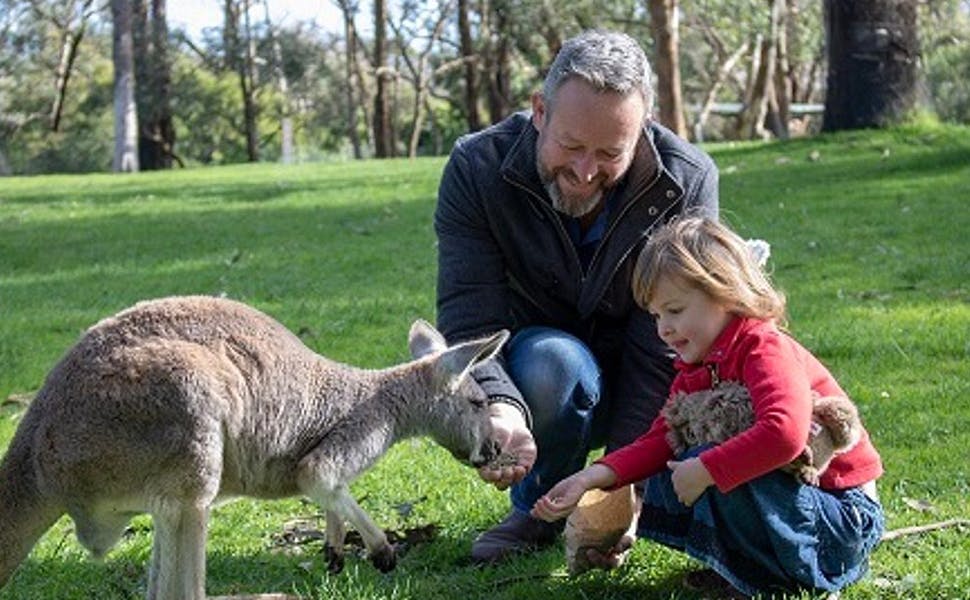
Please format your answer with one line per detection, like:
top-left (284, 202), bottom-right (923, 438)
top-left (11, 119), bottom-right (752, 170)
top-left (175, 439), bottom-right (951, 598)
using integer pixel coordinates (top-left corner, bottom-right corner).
top-left (506, 327), bottom-right (602, 431)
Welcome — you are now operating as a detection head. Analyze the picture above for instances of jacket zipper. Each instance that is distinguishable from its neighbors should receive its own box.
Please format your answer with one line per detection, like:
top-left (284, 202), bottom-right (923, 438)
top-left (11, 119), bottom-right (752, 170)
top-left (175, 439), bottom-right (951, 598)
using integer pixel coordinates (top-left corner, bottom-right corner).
top-left (506, 177), bottom-right (587, 287)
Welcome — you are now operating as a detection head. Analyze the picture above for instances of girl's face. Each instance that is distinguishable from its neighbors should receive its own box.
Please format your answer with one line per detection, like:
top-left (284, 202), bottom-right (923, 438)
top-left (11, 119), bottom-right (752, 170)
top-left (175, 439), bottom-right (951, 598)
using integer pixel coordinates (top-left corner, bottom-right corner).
top-left (647, 275), bottom-right (734, 364)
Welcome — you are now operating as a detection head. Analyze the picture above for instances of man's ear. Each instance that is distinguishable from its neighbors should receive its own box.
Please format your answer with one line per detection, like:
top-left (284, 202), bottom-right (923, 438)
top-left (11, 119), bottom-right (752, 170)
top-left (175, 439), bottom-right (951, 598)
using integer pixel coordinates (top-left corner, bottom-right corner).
top-left (531, 91), bottom-right (546, 131)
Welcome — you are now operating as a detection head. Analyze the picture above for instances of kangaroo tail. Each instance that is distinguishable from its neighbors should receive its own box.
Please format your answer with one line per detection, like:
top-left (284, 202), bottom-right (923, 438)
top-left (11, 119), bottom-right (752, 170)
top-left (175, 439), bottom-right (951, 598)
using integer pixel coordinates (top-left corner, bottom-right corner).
top-left (0, 424), bottom-right (64, 588)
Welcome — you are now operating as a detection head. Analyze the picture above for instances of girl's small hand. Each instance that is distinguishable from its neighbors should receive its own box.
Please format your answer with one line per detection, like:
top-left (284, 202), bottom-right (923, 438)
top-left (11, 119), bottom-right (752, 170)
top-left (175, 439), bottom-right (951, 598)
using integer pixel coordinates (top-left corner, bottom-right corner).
top-left (667, 457), bottom-right (714, 506)
top-left (530, 476), bottom-right (585, 521)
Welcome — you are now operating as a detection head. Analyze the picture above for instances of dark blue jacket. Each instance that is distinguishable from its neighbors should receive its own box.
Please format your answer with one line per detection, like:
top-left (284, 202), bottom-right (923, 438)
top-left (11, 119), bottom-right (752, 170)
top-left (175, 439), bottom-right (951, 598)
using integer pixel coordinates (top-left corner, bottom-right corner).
top-left (435, 111), bottom-right (718, 449)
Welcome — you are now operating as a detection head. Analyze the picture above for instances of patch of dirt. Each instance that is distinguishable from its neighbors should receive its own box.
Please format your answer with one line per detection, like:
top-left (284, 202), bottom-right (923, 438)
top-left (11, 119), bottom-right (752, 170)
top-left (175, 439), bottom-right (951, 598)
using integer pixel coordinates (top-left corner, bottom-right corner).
top-left (271, 518), bottom-right (438, 560)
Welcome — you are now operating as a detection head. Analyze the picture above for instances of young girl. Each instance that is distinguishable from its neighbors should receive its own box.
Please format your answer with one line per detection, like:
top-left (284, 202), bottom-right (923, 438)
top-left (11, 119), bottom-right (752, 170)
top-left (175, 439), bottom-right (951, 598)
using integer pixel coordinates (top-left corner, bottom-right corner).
top-left (531, 217), bottom-right (884, 597)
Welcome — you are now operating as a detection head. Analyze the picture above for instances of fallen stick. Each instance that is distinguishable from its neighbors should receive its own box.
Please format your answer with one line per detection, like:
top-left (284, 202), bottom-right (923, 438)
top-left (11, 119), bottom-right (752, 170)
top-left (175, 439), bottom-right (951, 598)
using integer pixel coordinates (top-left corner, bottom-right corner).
top-left (881, 518), bottom-right (970, 541)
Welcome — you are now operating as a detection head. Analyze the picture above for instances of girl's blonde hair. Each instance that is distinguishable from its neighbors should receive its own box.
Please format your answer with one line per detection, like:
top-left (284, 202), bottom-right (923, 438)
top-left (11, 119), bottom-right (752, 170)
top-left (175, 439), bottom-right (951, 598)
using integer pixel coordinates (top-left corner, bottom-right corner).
top-left (633, 217), bottom-right (787, 325)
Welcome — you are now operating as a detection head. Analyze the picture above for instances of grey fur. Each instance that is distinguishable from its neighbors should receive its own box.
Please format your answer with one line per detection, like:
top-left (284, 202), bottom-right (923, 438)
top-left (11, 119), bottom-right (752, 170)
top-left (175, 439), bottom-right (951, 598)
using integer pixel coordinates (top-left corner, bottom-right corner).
top-left (0, 296), bottom-right (508, 599)
top-left (662, 381), bottom-right (863, 485)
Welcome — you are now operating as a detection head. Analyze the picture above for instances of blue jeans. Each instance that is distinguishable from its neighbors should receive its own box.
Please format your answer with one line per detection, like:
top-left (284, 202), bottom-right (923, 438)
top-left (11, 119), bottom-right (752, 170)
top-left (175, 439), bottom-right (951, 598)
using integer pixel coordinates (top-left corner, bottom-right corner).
top-left (505, 327), bottom-right (606, 513)
top-left (640, 445), bottom-right (885, 595)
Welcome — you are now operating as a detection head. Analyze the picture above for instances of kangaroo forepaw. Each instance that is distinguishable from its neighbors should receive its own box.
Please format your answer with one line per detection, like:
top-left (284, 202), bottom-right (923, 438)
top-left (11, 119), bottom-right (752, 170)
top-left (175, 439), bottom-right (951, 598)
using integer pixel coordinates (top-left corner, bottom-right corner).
top-left (796, 466), bottom-right (821, 486)
top-left (370, 544), bottom-right (396, 572)
top-left (324, 542), bottom-right (345, 574)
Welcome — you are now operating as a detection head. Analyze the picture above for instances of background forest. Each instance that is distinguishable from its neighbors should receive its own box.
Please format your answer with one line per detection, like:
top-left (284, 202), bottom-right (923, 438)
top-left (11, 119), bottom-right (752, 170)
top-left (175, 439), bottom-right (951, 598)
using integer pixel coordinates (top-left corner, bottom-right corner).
top-left (2, 0), bottom-right (969, 175)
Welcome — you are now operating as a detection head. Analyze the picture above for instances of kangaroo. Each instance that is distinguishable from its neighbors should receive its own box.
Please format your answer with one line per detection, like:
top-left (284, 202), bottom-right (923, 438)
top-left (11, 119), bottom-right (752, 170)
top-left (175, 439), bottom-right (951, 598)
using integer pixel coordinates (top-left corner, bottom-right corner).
top-left (0, 296), bottom-right (508, 599)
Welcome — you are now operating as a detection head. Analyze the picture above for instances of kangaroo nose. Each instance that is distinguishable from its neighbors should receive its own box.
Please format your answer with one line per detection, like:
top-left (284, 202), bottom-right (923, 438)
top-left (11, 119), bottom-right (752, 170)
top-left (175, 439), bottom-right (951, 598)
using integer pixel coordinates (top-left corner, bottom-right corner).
top-left (471, 439), bottom-right (501, 468)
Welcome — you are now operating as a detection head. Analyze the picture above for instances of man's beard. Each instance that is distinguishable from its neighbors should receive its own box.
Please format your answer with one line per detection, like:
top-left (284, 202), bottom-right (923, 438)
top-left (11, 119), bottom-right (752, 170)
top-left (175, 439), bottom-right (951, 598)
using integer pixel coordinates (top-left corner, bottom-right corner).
top-left (536, 158), bottom-right (604, 218)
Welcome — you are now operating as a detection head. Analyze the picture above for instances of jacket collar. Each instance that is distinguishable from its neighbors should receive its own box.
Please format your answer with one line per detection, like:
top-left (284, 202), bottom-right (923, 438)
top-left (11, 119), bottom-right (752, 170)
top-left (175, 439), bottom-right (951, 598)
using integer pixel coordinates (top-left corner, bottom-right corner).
top-left (674, 315), bottom-right (758, 374)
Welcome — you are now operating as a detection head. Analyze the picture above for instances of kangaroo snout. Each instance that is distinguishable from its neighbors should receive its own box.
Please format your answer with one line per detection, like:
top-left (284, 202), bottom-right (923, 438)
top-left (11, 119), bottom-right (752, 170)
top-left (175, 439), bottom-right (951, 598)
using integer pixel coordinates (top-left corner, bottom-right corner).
top-left (470, 438), bottom-right (503, 468)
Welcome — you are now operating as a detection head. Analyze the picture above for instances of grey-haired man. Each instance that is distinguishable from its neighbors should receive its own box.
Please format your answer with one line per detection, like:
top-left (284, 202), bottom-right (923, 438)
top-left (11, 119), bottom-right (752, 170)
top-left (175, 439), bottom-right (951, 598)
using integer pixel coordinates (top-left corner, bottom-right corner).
top-left (434, 30), bottom-right (719, 564)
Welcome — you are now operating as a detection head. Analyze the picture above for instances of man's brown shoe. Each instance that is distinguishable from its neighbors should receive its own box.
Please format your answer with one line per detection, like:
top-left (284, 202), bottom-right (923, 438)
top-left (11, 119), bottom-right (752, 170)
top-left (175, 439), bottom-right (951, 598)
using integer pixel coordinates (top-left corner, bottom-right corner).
top-left (470, 510), bottom-right (564, 564)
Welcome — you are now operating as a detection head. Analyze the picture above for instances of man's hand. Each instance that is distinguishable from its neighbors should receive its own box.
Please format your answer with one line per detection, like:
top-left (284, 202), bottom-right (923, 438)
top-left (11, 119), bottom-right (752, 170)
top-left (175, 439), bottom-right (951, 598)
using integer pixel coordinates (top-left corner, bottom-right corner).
top-left (478, 402), bottom-right (536, 490)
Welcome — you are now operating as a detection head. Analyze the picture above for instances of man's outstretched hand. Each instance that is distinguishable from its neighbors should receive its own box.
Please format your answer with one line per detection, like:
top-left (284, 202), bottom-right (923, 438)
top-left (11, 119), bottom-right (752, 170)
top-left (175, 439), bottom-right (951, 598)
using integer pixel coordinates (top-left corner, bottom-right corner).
top-left (478, 402), bottom-right (536, 490)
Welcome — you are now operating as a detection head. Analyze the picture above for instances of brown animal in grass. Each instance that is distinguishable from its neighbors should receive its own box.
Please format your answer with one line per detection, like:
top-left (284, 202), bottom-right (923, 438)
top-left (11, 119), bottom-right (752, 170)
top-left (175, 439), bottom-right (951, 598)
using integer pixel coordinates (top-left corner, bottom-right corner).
top-left (0, 296), bottom-right (509, 599)
top-left (661, 381), bottom-right (863, 485)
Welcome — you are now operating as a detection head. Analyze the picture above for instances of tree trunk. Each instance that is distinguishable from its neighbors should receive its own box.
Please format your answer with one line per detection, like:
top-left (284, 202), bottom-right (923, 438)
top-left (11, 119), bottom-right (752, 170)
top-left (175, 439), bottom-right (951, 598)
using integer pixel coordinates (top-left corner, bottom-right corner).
top-left (241, 0), bottom-right (259, 161)
top-left (337, 0), bottom-right (363, 159)
top-left (771, 0), bottom-right (794, 139)
top-left (263, 0), bottom-right (292, 163)
top-left (822, 0), bottom-right (920, 131)
top-left (372, 0), bottom-right (394, 158)
top-left (134, 0), bottom-right (175, 169)
top-left (735, 0), bottom-right (785, 140)
top-left (457, 0), bottom-right (481, 132)
top-left (484, 1), bottom-right (512, 124)
top-left (224, 0), bottom-right (259, 161)
top-left (50, 1), bottom-right (94, 133)
top-left (648, 0), bottom-right (687, 138)
top-left (693, 40), bottom-right (749, 142)
top-left (111, 0), bottom-right (139, 172)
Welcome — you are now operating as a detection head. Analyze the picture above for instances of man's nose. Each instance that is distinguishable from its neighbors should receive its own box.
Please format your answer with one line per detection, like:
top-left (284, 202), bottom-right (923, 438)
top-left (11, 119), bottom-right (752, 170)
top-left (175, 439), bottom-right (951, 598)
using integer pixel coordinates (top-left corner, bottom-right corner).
top-left (571, 153), bottom-right (598, 183)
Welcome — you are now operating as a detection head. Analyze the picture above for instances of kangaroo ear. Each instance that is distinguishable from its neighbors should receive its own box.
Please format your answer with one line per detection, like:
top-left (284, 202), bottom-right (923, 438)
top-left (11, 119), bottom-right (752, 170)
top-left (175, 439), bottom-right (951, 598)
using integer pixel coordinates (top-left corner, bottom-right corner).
top-left (409, 319), bottom-right (448, 359)
top-left (433, 329), bottom-right (510, 393)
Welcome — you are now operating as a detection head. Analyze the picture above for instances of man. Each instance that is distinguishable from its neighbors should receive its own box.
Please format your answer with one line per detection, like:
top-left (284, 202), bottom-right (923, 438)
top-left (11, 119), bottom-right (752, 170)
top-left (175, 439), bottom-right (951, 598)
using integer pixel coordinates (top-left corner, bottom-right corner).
top-left (434, 30), bottom-right (719, 564)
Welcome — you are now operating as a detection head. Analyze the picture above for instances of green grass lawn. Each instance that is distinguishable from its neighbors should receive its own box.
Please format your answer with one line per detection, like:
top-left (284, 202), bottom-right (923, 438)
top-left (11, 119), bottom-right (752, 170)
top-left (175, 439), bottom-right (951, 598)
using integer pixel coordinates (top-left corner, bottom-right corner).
top-left (1, 121), bottom-right (968, 599)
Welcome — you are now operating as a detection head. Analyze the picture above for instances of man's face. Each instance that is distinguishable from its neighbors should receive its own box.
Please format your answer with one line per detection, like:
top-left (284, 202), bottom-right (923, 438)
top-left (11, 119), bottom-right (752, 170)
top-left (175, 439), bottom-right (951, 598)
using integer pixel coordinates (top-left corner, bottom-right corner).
top-left (533, 78), bottom-right (646, 218)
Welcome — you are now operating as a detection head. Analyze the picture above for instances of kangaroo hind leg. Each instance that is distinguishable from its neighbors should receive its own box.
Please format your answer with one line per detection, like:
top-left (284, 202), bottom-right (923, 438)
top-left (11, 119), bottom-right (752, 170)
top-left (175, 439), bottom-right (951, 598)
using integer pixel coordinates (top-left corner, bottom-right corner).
top-left (324, 509), bottom-right (348, 573)
top-left (147, 500), bottom-right (210, 600)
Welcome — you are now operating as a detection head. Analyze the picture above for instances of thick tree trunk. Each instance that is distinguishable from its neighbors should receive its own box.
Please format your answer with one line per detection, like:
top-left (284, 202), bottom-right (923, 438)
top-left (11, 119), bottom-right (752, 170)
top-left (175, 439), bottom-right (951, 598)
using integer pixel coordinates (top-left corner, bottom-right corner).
top-left (648, 0), bottom-right (687, 138)
top-left (134, 0), bottom-right (175, 169)
top-left (111, 0), bottom-right (139, 172)
top-left (457, 0), bottom-right (481, 132)
top-left (822, 0), bottom-right (920, 131)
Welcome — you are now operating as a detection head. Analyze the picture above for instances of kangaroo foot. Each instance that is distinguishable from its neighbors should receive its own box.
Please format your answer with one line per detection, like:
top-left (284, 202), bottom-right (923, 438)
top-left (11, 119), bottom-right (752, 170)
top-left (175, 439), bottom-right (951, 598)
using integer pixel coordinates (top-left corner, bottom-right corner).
top-left (324, 543), bottom-right (344, 574)
top-left (369, 543), bottom-right (396, 572)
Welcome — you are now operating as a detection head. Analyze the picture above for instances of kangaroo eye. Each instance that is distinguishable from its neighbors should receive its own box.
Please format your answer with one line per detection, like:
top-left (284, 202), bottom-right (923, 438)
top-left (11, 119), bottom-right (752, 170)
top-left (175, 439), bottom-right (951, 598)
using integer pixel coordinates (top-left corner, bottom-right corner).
top-left (469, 398), bottom-right (486, 409)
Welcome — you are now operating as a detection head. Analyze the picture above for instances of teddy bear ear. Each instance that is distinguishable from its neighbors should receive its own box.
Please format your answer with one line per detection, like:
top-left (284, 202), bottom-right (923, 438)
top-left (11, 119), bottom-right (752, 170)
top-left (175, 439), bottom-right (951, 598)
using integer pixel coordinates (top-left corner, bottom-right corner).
top-left (745, 238), bottom-right (771, 267)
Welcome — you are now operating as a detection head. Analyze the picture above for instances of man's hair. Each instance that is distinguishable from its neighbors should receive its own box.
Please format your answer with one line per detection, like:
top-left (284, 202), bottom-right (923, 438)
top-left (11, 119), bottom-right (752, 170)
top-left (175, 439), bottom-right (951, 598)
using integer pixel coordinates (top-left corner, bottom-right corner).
top-left (633, 217), bottom-right (788, 326)
top-left (542, 30), bottom-right (655, 117)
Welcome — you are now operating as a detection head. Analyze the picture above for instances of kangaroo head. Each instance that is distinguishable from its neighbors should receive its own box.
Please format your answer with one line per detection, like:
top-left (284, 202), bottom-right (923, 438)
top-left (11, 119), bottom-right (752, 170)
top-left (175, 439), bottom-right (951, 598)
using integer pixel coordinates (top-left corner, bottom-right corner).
top-left (408, 320), bottom-right (509, 468)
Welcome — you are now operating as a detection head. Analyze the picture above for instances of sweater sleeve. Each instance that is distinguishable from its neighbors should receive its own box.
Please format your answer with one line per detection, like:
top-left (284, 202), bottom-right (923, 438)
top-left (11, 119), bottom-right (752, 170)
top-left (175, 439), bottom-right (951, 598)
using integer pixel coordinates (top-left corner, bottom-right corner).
top-left (434, 142), bottom-right (527, 414)
top-left (596, 412), bottom-right (674, 488)
top-left (699, 331), bottom-right (814, 492)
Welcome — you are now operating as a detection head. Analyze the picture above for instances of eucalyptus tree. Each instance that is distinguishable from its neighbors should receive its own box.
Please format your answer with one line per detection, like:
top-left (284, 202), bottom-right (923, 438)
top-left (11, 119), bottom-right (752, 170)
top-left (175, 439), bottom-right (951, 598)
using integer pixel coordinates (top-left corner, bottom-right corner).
top-left (133, 0), bottom-right (176, 169)
top-left (823, 0), bottom-right (920, 131)
top-left (110, 0), bottom-right (138, 172)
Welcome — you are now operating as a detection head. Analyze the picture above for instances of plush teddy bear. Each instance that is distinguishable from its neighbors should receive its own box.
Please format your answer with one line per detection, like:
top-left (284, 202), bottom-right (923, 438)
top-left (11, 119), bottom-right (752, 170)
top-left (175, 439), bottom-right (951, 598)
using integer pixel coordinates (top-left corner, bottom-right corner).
top-left (661, 381), bottom-right (863, 485)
